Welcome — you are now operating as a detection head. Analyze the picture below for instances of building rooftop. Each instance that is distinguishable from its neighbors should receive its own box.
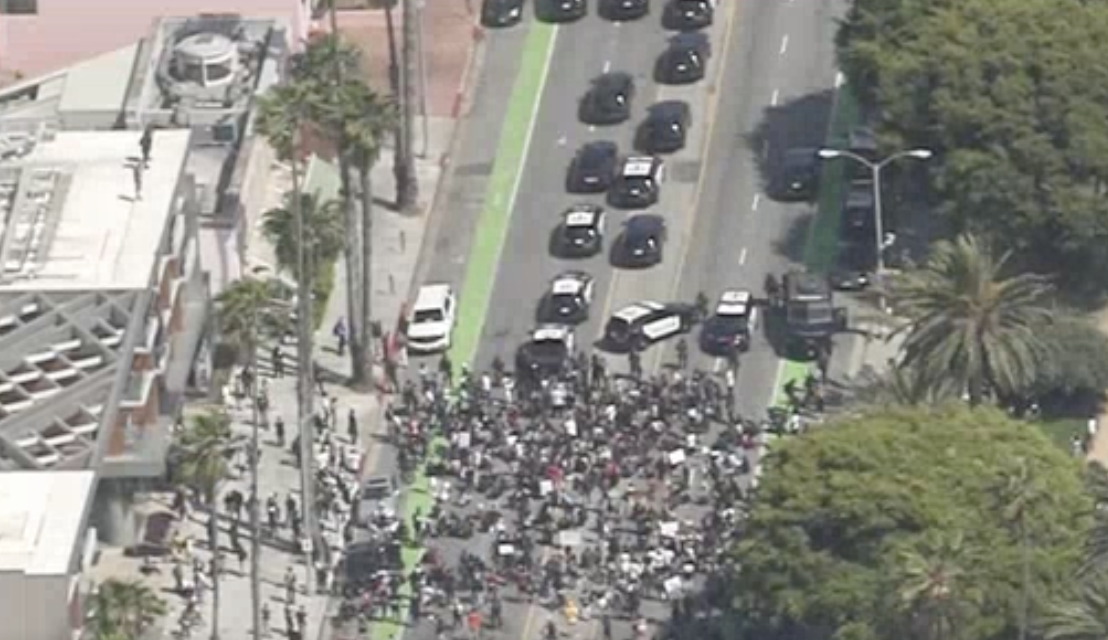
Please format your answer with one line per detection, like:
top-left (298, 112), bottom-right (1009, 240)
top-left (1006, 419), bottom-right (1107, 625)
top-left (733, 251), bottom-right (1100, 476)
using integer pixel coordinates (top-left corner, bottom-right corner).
top-left (0, 471), bottom-right (94, 575)
top-left (0, 129), bottom-right (190, 292)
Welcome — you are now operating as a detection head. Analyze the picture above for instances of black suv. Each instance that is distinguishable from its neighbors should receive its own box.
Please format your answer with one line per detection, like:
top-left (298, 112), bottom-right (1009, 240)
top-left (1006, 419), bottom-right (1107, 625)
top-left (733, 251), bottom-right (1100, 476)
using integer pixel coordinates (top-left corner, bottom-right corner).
top-left (655, 34), bottom-right (710, 84)
top-left (580, 73), bottom-right (636, 125)
top-left (617, 214), bottom-right (667, 267)
top-left (609, 156), bottom-right (663, 209)
top-left (482, 0), bottom-right (525, 27)
top-left (555, 205), bottom-right (606, 257)
top-left (636, 101), bottom-right (692, 154)
top-left (601, 0), bottom-right (649, 20)
top-left (567, 141), bottom-right (618, 193)
top-left (537, 0), bottom-right (587, 22)
top-left (662, 0), bottom-right (713, 30)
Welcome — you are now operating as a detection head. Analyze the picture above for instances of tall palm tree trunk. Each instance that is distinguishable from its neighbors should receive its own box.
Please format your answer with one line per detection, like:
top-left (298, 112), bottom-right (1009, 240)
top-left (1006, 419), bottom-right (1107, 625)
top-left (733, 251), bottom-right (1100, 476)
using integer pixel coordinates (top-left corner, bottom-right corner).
top-left (327, 3), bottom-right (368, 388)
top-left (359, 165), bottom-right (375, 390)
top-left (397, 0), bottom-right (420, 212)
top-left (248, 328), bottom-right (262, 640)
top-left (290, 153), bottom-right (318, 593)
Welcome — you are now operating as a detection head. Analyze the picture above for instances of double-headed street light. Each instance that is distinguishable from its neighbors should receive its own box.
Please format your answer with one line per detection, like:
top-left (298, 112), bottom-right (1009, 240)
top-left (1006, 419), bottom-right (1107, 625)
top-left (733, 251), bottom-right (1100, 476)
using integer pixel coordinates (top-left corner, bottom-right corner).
top-left (817, 147), bottom-right (932, 307)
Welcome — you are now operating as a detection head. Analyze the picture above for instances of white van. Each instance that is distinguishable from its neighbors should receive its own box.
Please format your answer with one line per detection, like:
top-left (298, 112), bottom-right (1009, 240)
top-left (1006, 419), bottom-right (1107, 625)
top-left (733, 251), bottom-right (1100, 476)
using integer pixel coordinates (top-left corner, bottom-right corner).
top-left (406, 284), bottom-right (457, 353)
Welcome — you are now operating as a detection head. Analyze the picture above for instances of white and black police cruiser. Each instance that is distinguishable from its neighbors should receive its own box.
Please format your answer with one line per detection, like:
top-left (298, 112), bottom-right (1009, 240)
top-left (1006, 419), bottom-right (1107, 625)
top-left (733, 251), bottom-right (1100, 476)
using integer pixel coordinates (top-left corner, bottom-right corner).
top-left (604, 301), bottom-right (698, 351)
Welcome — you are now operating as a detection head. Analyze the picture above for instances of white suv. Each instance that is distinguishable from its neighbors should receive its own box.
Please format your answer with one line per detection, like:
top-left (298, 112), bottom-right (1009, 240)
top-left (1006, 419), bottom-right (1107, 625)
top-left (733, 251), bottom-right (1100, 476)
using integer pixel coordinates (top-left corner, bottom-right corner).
top-left (406, 284), bottom-right (457, 353)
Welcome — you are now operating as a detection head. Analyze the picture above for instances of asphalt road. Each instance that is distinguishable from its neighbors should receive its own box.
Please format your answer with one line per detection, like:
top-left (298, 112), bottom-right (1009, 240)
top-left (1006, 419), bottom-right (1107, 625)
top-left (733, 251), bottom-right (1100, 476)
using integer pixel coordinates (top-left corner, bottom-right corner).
top-left (398, 0), bottom-right (848, 639)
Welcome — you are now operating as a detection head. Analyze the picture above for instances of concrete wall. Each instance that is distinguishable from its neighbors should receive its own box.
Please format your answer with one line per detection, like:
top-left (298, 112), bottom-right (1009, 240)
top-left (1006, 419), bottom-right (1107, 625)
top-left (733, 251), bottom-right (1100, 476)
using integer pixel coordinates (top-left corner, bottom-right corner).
top-left (0, 572), bottom-right (71, 640)
top-left (0, 0), bottom-right (313, 82)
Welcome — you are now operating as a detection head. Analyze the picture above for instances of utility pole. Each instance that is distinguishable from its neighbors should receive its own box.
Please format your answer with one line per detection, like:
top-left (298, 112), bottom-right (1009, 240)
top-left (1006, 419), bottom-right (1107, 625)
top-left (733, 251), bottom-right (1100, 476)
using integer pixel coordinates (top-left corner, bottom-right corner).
top-left (397, 0), bottom-right (420, 213)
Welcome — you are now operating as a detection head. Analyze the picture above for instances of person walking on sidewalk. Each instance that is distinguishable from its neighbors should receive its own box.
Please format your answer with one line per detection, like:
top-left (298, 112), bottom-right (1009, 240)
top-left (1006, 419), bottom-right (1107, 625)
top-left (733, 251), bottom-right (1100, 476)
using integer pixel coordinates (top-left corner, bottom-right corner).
top-left (348, 409), bottom-right (358, 444)
top-left (333, 317), bottom-right (349, 356)
top-left (271, 344), bottom-right (285, 378)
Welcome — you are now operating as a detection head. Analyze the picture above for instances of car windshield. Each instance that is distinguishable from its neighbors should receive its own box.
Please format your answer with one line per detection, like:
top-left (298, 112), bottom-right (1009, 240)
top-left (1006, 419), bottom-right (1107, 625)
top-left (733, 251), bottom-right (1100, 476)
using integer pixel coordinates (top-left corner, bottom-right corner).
top-left (582, 149), bottom-right (610, 169)
top-left (622, 175), bottom-right (653, 189)
top-left (607, 318), bottom-right (632, 339)
top-left (565, 225), bottom-right (596, 241)
top-left (713, 314), bottom-right (747, 331)
top-left (551, 293), bottom-right (581, 308)
top-left (788, 301), bottom-right (832, 325)
top-left (362, 482), bottom-right (392, 500)
top-left (413, 309), bottom-right (444, 323)
top-left (528, 340), bottom-right (568, 361)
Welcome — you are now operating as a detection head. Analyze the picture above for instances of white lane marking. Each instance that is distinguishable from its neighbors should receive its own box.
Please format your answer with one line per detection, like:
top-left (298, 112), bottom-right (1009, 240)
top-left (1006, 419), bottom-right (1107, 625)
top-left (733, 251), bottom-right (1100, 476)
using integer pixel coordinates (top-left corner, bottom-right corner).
top-left (588, 125), bottom-right (596, 133)
top-left (766, 359), bottom-right (786, 408)
top-left (713, 358), bottom-right (724, 373)
top-left (739, 247), bottom-right (748, 265)
top-left (771, 89), bottom-right (780, 106)
top-left (615, 21), bottom-right (622, 28)
top-left (751, 194), bottom-right (761, 210)
top-left (557, 134), bottom-right (568, 146)
top-left (780, 35), bottom-right (789, 55)
top-left (603, 60), bottom-right (612, 73)
top-left (835, 71), bottom-right (844, 88)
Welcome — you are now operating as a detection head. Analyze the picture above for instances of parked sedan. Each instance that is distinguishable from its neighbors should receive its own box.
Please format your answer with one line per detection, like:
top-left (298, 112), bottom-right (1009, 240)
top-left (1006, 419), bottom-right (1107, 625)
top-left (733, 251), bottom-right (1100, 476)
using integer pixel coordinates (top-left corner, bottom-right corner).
top-left (655, 33), bottom-right (711, 84)
top-left (636, 101), bottom-right (692, 154)
top-left (482, 0), bottom-right (525, 26)
top-left (580, 72), bottom-right (636, 125)
top-left (567, 141), bottom-right (619, 193)
top-left (662, 0), bottom-right (714, 30)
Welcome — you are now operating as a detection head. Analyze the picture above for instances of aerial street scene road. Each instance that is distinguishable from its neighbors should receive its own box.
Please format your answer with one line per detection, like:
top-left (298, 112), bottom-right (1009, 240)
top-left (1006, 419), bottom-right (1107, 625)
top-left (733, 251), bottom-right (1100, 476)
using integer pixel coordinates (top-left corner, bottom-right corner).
top-left (5, 0), bottom-right (1108, 639)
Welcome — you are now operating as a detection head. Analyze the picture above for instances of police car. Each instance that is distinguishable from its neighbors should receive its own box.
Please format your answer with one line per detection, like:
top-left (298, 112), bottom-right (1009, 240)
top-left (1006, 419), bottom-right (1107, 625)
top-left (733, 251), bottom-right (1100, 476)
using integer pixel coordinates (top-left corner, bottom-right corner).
top-left (516, 324), bottom-right (575, 380)
top-left (538, 271), bottom-right (595, 324)
top-left (603, 301), bottom-right (698, 351)
top-left (609, 156), bottom-right (664, 209)
top-left (556, 204), bottom-right (606, 257)
top-left (700, 289), bottom-right (757, 354)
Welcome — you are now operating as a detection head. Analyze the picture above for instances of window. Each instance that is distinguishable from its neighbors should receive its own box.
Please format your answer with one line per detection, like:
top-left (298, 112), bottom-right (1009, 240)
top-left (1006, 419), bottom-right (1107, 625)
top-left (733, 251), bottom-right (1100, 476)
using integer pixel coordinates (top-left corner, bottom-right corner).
top-left (0, 0), bottom-right (38, 15)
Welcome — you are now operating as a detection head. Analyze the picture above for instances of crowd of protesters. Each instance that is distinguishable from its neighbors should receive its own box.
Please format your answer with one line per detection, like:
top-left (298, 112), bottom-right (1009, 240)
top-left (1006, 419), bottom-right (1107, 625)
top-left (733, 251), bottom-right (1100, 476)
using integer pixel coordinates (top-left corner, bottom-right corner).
top-left (330, 347), bottom-right (831, 640)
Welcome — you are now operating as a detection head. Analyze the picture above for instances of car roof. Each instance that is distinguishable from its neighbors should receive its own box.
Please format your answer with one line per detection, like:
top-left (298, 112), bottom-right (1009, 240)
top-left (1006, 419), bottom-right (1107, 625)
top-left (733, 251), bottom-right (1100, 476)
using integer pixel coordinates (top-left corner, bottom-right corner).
top-left (622, 156), bottom-right (659, 176)
top-left (533, 325), bottom-right (572, 342)
top-left (613, 301), bottom-right (665, 322)
top-left (626, 214), bottom-right (665, 232)
top-left (413, 283), bottom-right (452, 309)
top-left (785, 272), bottom-right (831, 300)
top-left (564, 206), bottom-right (601, 226)
top-left (716, 289), bottom-right (752, 314)
top-left (551, 273), bottom-right (588, 294)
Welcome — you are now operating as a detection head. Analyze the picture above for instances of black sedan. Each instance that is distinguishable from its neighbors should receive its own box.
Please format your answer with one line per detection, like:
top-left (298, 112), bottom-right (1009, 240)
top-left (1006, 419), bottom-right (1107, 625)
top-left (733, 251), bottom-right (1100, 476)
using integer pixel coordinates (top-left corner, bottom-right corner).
top-left (600, 0), bottom-right (649, 20)
top-left (482, 0), bottom-right (525, 26)
top-left (770, 147), bottom-right (820, 201)
top-left (662, 0), bottom-right (713, 30)
top-left (655, 34), bottom-right (710, 84)
top-left (580, 73), bottom-right (636, 125)
top-left (567, 141), bottom-right (618, 193)
top-left (636, 101), bottom-right (691, 154)
top-left (555, 205), bottom-right (606, 257)
top-left (617, 214), bottom-right (667, 267)
top-left (537, 0), bottom-right (587, 21)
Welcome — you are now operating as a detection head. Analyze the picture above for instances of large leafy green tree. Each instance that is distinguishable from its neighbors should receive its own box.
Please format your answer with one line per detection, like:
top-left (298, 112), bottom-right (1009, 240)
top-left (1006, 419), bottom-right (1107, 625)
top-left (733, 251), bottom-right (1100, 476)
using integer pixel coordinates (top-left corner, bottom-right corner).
top-left (1041, 575), bottom-right (1108, 640)
top-left (731, 405), bottom-right (1090, 640)
top-left (1031, 316), bottom-right (1108, 404)
top-left (837, 0), bottom-right (1108, 290)
top-left (888, 233), bottom-right (1055, 405)
top-left (87, 578), bottom-right (166, 640)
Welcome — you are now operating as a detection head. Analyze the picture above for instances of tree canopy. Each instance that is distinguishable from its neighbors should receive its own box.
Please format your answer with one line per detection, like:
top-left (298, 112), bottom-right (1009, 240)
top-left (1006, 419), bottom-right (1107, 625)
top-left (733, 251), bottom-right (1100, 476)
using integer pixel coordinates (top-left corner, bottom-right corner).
top-left (837, 0), bottom-right (1108, 290)
top-left (1032, 316), bottom-right (1108, 404)
top-left (731, 405), bottom-right (1091, 640)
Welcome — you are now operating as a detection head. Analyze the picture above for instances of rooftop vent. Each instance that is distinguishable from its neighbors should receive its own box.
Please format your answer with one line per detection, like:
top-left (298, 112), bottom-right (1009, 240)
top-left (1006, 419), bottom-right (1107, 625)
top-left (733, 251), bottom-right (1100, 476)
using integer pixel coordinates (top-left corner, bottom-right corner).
top-left (171, 33), bottom-right (239, 89)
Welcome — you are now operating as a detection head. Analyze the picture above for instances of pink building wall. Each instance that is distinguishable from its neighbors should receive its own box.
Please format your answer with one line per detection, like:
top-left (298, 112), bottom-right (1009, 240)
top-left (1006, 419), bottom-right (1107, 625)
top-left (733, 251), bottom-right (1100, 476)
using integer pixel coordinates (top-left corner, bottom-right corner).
top-left (0, 0), bottom-right (314, 81)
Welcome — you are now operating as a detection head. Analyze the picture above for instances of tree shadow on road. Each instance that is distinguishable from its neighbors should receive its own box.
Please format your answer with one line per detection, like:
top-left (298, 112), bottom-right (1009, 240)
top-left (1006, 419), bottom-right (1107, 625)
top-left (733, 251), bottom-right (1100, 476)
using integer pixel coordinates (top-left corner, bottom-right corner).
top-left (745, 89), bottom-right (835, 198)
top-left (772, 210), bottom-right (813, 263)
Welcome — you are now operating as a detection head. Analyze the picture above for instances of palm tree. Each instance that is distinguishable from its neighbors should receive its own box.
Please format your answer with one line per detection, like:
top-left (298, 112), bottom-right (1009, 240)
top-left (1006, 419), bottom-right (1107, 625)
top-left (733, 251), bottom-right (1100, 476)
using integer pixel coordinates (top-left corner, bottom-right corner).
top-left (1041, 576), bottom-right (1108, 640)
top-left (87, 578), bottom-right (167, 640)
top-left (172, 410), bottom-right (237, 639)
top-left (214, 278), bottom-right (286, 640)
top-left (261, 191), bottom-right (345, 282)
top-left (896, 531), bottom-right (972, 640)
top-left (397, 0), bottom-right (420, 211)
top-left (338, 82), bottom-right (398, 389)
top-left (888, 233), bottom-right (1055, 405)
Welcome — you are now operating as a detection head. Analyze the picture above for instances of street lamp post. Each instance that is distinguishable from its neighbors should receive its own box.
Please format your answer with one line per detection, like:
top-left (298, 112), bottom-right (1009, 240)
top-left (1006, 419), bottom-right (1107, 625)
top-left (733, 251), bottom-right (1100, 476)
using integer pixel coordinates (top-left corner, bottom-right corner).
top-left (816, 147), bottom-right (932, 309)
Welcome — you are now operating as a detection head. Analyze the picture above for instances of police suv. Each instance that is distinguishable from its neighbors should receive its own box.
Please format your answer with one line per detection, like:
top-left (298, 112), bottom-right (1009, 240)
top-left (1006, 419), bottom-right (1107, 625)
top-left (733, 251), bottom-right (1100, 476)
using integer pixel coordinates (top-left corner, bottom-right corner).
top-left (603, 301), bottom-right (698, 351)
top-left (538, 271), bottom-right (595, 324)
top-left (609, 156), bottom-right (664, 209)
top-left (556, 204), bottom-right (606, 257)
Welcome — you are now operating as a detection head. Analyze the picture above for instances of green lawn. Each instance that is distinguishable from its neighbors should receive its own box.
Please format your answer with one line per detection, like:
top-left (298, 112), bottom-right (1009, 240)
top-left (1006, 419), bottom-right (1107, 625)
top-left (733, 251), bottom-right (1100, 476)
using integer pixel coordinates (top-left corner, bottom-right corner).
top-left (1037, 417), bottom-right (1087, 452)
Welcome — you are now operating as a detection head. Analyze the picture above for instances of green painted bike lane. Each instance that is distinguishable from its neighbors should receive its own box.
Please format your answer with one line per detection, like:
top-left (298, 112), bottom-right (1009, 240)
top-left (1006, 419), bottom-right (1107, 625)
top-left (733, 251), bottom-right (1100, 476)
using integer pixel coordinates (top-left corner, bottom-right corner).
top-left (772, 82), bottom-right (860, 407)
top-left (366, 21), bottom-right (558, 640)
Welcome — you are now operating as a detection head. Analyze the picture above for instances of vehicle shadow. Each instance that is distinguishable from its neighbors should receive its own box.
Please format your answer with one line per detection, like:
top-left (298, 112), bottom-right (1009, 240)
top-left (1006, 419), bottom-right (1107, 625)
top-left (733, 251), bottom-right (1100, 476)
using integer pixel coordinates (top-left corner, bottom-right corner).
top-left (745, 89), bottom-right (835, 199)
